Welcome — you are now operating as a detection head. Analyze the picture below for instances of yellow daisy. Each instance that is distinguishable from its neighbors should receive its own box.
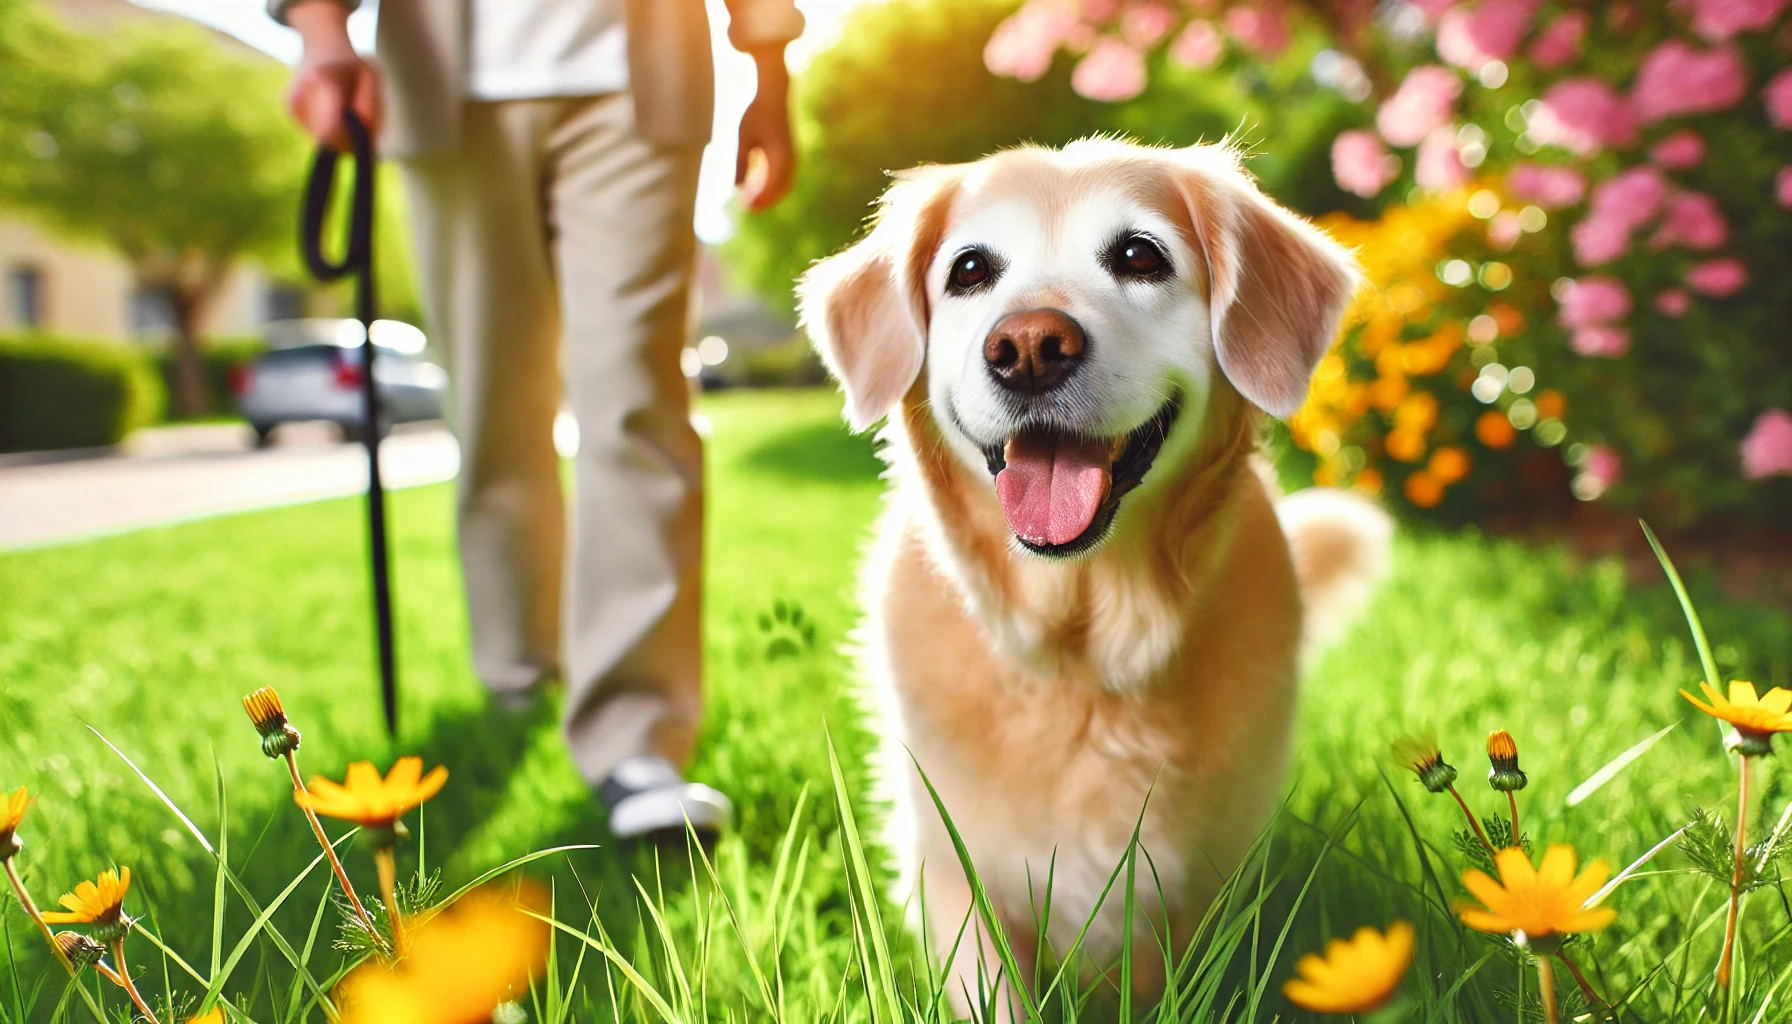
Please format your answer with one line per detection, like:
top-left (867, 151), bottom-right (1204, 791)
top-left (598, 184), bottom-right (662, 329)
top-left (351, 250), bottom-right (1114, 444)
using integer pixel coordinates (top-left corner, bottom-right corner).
top-left (1459, 845), bottom-right (1616, 941)
top-left (1, 786), bottom-right (29, 860)
top-left (1283, 921), bottom-right (1414, 1013)
top-left (187, 1009), bottom-right (225, 1024)
top-left (42, 867), bottom-right (134, 941)
top-left (295, 757), bottom-right (447, 831)
top-left (1680, 680), bottom-right (1792, 756)
top-left (339, 886), bottom-right (549, 1024)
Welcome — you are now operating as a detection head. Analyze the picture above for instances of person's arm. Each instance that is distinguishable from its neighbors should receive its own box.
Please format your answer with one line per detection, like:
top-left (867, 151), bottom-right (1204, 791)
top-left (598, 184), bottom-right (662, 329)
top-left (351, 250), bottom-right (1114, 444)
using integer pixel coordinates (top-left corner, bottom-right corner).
top-left (724, 0), bottom-right (804, 211)
top-left (277, 0), bottom-right (381, 151)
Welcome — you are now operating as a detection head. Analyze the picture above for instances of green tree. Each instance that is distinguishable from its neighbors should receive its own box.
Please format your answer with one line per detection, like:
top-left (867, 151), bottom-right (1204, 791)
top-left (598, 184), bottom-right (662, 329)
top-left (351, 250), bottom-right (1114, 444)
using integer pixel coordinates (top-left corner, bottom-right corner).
top-left (723, 0), bottom-right (1359, 315)
top-left (0, 6), bottom-right (309, 416)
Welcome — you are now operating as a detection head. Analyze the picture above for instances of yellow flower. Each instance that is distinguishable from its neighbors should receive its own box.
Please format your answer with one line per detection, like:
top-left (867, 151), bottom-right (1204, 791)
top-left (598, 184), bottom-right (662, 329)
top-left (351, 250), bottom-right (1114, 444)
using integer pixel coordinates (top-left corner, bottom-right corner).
top-left (1459, 845), bottom-right (1616, 940)
top-left (42, 867), bottom-right (133, 941)
top-left (1680, 680), bottom-right (1792, 756)
top-left (296, 757), bottom-right (447, 831)
top-left (243, 687), bottom-right (302, 759)
top-left (1, 786), bottom-right (29, 860)
top-left (340, 886), bottom-right (549, 1024)
top-left (187, 1008), bottom-right (225, 1024)
top-left (1283, 921), bottom-right (1413, 1013)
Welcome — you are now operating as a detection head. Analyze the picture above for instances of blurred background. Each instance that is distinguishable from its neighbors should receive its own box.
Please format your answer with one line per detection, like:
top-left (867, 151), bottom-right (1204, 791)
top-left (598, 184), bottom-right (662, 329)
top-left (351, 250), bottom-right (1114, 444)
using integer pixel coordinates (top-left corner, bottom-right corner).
top-left (2, 0), bottom-right (1788, 553)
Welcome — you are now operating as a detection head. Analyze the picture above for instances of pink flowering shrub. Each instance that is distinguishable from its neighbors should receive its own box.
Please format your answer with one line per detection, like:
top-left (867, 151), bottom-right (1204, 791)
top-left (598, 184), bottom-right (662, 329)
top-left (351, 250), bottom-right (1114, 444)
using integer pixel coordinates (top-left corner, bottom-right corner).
top-left (983, 0), bottom-right (1792, 524)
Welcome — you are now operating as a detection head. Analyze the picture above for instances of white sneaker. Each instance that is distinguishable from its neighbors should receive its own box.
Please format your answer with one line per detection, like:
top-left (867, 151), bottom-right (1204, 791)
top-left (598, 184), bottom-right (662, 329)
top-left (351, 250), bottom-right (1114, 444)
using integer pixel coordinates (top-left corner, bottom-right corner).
top-left (599, 756), bottom-right (732, 840)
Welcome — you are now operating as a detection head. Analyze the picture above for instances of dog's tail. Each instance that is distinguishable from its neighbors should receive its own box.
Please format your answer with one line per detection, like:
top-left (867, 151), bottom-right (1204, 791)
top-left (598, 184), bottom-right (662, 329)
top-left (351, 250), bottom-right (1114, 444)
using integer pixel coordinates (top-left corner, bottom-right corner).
top-left (1276, 487), bottom-right (1394, 655)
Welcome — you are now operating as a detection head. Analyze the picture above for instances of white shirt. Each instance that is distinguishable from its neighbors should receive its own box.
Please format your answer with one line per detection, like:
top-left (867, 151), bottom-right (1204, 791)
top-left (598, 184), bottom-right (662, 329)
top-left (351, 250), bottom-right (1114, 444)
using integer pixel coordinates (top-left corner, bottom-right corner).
top-left (465, 0), bottom-right (630, 101)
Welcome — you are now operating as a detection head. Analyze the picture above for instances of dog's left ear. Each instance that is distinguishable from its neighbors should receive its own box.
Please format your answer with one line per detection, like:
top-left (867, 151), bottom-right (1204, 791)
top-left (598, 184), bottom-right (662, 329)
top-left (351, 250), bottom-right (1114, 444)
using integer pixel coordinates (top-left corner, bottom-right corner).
top-left (798, 167), bottom-right (961, 433)
top-left (1171, 148), bottom-right (1361, 418)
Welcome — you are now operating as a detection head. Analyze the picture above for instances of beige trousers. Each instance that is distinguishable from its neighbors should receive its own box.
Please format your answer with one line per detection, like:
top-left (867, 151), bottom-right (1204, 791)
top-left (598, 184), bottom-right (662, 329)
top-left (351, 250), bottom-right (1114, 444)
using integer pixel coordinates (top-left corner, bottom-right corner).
top-left (401, 94), bottom-right (705, 785)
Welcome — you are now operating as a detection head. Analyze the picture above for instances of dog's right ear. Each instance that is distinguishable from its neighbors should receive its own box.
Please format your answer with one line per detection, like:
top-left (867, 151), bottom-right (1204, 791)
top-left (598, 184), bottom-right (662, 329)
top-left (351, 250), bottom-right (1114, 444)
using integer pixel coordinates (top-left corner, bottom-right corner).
top-left (798, 168), bottom-right (959, 433)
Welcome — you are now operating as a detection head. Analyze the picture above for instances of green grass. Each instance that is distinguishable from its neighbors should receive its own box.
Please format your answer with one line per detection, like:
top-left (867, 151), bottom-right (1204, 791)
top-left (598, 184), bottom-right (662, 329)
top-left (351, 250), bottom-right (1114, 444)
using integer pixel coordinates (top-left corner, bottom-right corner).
top-left (2, 388), bottom-right (1790, 1021)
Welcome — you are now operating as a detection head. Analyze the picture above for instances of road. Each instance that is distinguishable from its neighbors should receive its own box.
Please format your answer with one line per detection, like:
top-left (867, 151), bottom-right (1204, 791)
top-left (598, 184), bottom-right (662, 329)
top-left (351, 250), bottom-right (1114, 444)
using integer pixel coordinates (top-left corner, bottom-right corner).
top-left (0, 422), bottom-right (461, 551)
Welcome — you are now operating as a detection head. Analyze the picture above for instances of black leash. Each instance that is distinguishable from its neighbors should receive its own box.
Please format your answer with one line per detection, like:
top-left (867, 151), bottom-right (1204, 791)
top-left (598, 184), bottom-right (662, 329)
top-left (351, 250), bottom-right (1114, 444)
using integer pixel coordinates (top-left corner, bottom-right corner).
top-left (300, 110), bottom-right (399, 737)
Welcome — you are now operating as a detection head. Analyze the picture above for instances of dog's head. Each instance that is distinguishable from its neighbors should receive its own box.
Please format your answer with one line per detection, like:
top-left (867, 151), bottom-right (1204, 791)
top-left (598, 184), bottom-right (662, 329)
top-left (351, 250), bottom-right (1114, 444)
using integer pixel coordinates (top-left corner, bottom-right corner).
top-left (798, 138), bottom-right (1360, 558)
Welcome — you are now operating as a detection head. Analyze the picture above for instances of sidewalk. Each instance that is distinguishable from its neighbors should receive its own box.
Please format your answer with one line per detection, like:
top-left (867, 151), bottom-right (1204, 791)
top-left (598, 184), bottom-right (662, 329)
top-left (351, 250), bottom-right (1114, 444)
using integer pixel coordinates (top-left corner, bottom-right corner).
top-left (0, 422), bottom-right (460, 551)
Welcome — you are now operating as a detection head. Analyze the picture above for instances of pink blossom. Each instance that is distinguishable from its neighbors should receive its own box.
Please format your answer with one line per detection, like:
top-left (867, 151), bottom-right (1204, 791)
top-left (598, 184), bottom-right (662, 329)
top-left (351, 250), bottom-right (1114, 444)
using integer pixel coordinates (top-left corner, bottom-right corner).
top-left (1558, 277), bottom-right (1633, 328)
top-left (1122, 2), bottom-right (1176, 48)
top-left (1079, 0), bottom-right (1122, 19)
top-left (1777, 166), bottom-right (1792, 208)
top-left (1572, 326), bottom-right (1632, 357)
top-left (1572, 214), bottom-right (1634, 265)
top-left (1415, 127), bottom-right (1469, 190)
top-left (1740, 409), bottom-right (1792, 479)
top-left (1766, 69), bottom-right (1792, 127)
top-left (1687, 257), bottom-right (1750, 296)
top-left (1680, 0), bottom-right (1789, 41)
top-left (1437, 0), bottom-right (1541, 67)
top-left (1655, 288), bottom-right (1691, 316)
top-left (1225, 6), bottom-right (1289, 56)
top-left (1488, 210), bottom-right (1523, 249)
top-left (1506, 162), bottom-right (1586, 208)
top-left (1070, 38), bottom-right (1146, 101)
top-left (1650, 131), bottom-right (1707, 169)
top-left (1408, 0), bottom-right (1460, 16)
top-left (1651, 192), bottom-right (1729, 250)
top-left (1633, 42), bottom-right (1748, 122)
top-left (1589, 166), bottom-right (1668, 228)
top-left (1584, 445), bottom-right (1623, 486)
top-left (985, 2), bottom-right (1076, 81)
top-left (1531, 79), bottom-right (1638, 153)
top-left (1377, 66), bottom-right (1462, 147)
top-left (1331, 130), bottom-right (1399, 197)
top-left (1528, 11), bottom-right (1589, 68)
top-left (1169, 19), bottom-right (1224, 67)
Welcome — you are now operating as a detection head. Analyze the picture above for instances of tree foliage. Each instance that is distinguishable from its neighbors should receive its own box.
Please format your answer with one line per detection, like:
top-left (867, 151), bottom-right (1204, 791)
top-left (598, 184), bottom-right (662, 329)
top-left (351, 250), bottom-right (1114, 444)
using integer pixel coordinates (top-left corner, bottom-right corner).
top-left (723, 0), bottom-right (1361, 316)
top-left (0, 2), bottom-right (308, 415)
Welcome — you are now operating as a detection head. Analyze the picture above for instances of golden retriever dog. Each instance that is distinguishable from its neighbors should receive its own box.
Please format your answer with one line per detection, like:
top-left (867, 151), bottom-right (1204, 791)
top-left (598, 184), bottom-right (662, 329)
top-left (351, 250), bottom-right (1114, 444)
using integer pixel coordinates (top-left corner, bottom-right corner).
top-left (797, 137), bottom-right (1392, 1014)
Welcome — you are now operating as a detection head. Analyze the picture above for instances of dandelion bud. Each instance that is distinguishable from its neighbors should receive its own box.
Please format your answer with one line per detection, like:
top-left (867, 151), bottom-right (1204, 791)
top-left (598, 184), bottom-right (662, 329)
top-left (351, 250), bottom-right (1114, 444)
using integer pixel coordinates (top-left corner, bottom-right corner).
top-left (1392, 733), bottom-right (1459, 794)
top-left (54, 931), bottom-right (106, 970)
top-left (0, 787), bottom-right (28, 862)
top-left (1486, 730), bottom-right (1528, 792)
top-left (242, 688), bottom-right (302, 759)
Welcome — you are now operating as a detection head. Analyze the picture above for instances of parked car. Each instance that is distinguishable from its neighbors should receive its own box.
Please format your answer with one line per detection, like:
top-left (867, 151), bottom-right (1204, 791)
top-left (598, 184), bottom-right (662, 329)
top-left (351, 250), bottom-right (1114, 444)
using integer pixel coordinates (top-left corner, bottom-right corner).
top-left (229, 319), bottom-right (447, 446)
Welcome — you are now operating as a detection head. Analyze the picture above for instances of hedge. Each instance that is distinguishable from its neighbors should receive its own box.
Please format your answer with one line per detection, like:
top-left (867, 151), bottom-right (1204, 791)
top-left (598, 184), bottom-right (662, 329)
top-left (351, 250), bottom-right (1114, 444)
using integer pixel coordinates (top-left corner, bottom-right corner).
top-left (0, 334), bottom-right (166, 453)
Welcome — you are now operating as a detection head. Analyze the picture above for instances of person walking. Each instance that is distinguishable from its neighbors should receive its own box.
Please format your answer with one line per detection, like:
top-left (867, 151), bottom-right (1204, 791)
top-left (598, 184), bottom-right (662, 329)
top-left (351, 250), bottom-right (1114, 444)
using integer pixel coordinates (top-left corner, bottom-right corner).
top-left (273, 0), bottom-right (801, 840)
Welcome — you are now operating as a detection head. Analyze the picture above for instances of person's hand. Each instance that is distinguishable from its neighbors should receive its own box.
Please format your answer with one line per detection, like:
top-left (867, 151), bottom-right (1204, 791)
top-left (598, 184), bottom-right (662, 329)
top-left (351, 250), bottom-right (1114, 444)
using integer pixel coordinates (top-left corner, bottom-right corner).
top-left (285, 0), bottom-right (381, 152)
top-left (736, 49), bottom-right (796, 212)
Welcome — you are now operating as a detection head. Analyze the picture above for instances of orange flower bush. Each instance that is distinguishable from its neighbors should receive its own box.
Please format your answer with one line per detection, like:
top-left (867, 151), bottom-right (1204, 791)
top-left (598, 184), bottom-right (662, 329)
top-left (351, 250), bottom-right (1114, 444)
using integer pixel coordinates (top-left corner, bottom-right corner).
top-left (1293, 189), bottom-right (1572, 518)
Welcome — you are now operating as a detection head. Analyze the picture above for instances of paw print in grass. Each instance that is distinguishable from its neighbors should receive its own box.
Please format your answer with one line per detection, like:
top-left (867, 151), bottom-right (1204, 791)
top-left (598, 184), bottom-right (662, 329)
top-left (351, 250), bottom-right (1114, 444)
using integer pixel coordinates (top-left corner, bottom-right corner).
top-left (758, 598), bottom-right (817, 661)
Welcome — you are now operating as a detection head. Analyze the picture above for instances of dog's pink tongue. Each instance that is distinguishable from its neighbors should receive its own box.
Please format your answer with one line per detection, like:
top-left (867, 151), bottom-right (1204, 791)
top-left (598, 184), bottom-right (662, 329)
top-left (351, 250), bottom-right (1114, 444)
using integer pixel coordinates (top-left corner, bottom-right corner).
top-left (996, 433), bottom-right (1112, 547)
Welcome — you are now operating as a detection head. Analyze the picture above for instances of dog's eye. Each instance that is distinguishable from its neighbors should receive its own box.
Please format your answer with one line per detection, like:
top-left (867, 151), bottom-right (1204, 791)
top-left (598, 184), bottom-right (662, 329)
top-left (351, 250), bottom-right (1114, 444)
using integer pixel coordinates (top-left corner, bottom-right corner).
top-left (947, 249), bottom-right (998, 294)
top-left (1105, 235), bottom-right (1172, 281)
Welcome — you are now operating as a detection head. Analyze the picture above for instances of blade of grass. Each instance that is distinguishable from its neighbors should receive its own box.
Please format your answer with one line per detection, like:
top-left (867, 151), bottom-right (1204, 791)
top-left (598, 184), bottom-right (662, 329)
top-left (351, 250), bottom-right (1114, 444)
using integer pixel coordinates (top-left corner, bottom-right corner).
top-left (197, 842), bottom-right (335, 1014)
top-left (211, 758), bottom-right (228, 985)
top-left (1566, 723), bottom-right (1679, 807)
top-left (522, 910), bottom-right (683, 1024)
top-left (1641, 521), bottom-right (1721, 689)
top-left (829, 732), bottom-right (902, 1024)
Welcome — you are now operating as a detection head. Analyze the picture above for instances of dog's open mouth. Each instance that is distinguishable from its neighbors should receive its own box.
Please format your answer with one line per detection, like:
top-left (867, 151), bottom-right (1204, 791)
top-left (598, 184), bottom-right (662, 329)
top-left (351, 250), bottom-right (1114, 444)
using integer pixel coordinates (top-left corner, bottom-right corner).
top-left (981, 397), bottom-right (1180, 556)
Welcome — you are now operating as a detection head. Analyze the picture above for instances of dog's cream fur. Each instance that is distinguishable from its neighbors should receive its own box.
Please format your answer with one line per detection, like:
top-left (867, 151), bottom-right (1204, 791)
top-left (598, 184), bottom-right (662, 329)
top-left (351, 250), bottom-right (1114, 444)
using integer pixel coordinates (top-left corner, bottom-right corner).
top-left (799, 138), bottom-right (1391, 1013)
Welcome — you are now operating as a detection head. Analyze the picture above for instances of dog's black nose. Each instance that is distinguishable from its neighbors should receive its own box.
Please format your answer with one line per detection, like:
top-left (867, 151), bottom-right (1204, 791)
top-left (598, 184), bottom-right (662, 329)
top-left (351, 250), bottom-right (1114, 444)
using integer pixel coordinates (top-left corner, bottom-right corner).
top-left (983, 309), bottom-right (1086, 394)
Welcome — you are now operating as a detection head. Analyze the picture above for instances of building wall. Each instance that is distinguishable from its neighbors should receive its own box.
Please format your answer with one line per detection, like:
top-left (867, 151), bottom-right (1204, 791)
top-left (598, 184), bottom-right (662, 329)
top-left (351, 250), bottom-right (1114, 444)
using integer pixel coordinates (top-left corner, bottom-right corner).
top-left (0, 214), bottom-right (283, 343)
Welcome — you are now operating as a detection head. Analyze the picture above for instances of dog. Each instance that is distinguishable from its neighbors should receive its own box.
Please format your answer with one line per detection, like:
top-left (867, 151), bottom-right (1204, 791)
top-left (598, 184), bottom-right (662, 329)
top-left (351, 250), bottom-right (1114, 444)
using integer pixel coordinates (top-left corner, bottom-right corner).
top-left (797, 137), bottom-right (1392, 1014)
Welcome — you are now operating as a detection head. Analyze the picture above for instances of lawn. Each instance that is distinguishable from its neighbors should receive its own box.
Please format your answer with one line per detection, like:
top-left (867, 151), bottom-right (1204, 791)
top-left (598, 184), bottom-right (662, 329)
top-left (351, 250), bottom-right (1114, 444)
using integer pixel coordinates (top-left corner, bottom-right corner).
top-left (2, 388), bottom-right (1790, 1022)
